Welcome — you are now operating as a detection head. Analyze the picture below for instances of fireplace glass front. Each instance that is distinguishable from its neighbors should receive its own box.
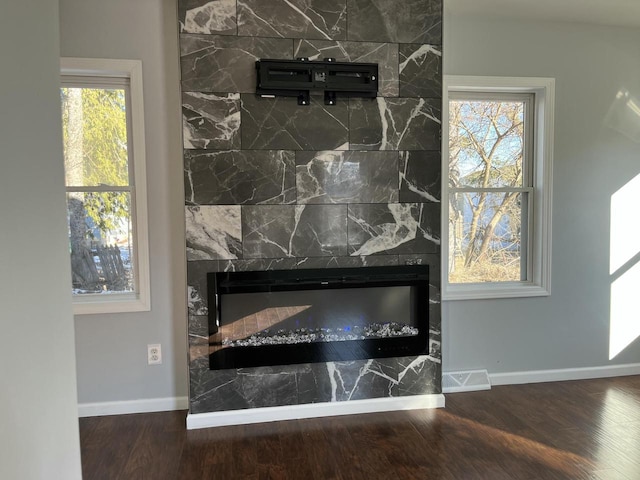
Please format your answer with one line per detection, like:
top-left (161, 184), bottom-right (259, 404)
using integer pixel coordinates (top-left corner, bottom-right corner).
top-left (208, 265), bottom-right (429, 370)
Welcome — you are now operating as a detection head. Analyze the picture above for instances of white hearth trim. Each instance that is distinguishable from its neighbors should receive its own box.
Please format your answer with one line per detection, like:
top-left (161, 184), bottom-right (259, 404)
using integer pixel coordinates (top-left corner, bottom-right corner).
top-left (186, 394), bottom-right (445, 430)
top-left (489, 362), bottom-right (640, 386)
top-left (78, 396), bottom-right (189, 417)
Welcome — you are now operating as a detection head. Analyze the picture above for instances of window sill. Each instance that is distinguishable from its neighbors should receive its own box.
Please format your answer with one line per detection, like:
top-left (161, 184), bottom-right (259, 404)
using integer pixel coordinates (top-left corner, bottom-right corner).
top-left (442, 282), bottom-right (550, 301)
top-left (72, 293), bottom-right (150, 315)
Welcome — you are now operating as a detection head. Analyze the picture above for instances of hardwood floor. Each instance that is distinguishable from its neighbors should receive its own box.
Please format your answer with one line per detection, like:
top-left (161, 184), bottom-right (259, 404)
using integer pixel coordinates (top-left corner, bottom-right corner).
top-left (79, 376), bottom-right (640, 479)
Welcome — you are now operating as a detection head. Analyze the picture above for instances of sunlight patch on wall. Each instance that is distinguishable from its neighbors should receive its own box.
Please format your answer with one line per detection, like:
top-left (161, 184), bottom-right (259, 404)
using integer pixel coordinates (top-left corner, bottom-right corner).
top-left (610, 173), bottom-right (640, 274)
top-left (609, 173), bottom-right (640, 359)
top-left (610, 262), bottom-right (640, 359)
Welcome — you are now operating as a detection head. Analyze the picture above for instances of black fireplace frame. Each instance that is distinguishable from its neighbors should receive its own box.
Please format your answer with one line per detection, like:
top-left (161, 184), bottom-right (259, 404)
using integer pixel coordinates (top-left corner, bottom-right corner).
top-left (207, 265), bottom-right (430, 370)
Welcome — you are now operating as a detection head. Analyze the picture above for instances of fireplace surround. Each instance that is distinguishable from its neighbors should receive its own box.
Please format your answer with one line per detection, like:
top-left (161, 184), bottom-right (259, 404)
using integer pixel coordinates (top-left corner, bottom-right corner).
top-left (179, 0), bottom-right (443, 421)
top-left (208, 265), bottom-right (430, 370)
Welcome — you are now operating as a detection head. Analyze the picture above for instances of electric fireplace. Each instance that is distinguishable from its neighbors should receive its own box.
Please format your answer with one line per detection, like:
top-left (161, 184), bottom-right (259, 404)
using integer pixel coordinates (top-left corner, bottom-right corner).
top-left (207, 265), bottom-right (429, 370)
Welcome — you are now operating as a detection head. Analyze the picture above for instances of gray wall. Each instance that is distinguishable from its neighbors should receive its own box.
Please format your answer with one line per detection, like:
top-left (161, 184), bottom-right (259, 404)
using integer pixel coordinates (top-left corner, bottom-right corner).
top-left (443, 12), bottom-right (640, 373)
top-left (0, 0), bottom-right (82, 478)
top-left (59, 0), bottom-right (188, 404)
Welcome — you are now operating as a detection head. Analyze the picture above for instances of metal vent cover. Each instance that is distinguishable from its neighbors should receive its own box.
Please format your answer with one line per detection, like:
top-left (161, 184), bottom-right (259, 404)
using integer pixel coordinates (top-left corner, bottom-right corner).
top-left (443, 369), bottom-right (491, 393)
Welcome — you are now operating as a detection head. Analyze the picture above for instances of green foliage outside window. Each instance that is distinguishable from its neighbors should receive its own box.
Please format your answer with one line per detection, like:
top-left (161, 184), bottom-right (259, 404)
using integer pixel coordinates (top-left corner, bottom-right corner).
top-left (61, 86), bottom-right (133, 292)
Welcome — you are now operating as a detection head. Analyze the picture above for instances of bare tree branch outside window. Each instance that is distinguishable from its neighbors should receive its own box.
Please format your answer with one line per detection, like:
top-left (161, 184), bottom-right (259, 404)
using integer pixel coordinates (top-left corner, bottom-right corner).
top-left (448, 97), bottom-right (531, 283)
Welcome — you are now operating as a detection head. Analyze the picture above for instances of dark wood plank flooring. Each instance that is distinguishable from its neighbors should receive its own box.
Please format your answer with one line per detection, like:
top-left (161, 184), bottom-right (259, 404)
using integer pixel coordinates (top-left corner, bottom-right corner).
top-left (79, 375), bottom-right (640, 479)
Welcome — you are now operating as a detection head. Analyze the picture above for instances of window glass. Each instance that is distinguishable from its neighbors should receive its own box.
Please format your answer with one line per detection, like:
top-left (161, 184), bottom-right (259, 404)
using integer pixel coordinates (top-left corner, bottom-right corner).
top-left (61, 85), bottom-right (135, 296)
top-left (61, 87), bottom-right (130, 187)
top-left (65, 192), bottom-right (133, 294)
top-left (449, 191), bottom-right (525, 283)
top-left (449, 100), bottom-right (525, 189)
top-left (448, 95), bottom-right (532, 285)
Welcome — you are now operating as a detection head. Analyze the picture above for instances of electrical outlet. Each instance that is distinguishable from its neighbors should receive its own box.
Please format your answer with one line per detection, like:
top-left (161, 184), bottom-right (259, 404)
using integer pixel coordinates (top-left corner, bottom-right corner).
top-left (147, 344), bottom-right (162, 365)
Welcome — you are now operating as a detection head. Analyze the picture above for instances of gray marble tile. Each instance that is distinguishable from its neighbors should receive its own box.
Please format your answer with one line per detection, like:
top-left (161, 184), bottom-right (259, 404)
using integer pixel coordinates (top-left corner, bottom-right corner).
top-left (357, 255), bottom-right (401, 267)
top-left (189, 344), bottom-right (210, 371)
top-left (297, 367), bottom-right (332, 403)
top-left (347, 203), bottom-right (440, 255)
top-left (241, 95), bottom-right (349, 150)
top-left (241, 205), bottom-right (294, 258)
top-left (294, 39), bottom-right (398, 97)
top-left (428, 337), bottom-right (441, 363)
top-left (298, 356), bottom-right (442, 404)
top-left (347, 0), bottom-right (442, 44)
top-left (349, 97), bottom-right (441, 151)
top-left (295, 255), bottom-right (399, 269)
top-left (329, 360), bottom-right (394, 400)
top-left (182, 92), bottom-right (240, 149)
top-left (218, 258), bottom-right (299, 272)
top-left (178, 0), bottom-right (236, 35)
top-left (185, 150), bottom-right (296, 205)
top-left (180, 35), bottom-right (292, 93)
top-left (399, 151), bottom-right (441, 203)
top-left (328, 357), bottom-right (441, 400)
top-left (292, 204), bottom-right (348, 257)
top-left (299, 362), bottom-right (364, 403)
top-left (188, 285), bottom-right (207, 316)
top-left (189, 351), bottom-right (442, 412)
top-left (189, 364), bottom-right (250, 413)
top-left (296, 151), bottom-right (398, 204)
top-left (238, 0), bottom-right (346, 40)
top-left (187, 260), bottom-right (217, 316)
top-left (186, 205), bottom-right (242, 260)
top-left (399, 44), bottom-right (442, 98)
top-left (429, 317), bottom-right (442, 363)
top-left (391, 356), bottom-right (440, 395)
top-left (239, 370), bottom-right (299, 408)
top-left (188, 315), bottom-right (209, 345)
top-left (242, 205), bottom-right (348, 258)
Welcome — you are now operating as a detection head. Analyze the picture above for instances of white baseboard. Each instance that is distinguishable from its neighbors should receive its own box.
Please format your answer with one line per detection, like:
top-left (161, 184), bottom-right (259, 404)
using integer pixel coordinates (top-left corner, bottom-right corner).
top-left (490, 362), bottom-right (640, 386)
top-left (78, 396), bottom-right (189, 418)
top-left (186, 394), bottom-right (445, 430)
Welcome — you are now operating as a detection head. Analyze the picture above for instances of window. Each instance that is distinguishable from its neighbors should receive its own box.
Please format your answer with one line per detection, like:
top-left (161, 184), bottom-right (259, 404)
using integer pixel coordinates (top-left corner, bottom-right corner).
top-left (442, 76), bottom-right (554, 300)
top-left (60, 58), bottom-right (150, 314)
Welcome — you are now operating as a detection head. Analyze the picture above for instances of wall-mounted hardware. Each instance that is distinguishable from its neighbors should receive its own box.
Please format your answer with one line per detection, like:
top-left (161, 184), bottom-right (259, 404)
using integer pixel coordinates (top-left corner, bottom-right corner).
top-left (256, 58), bottom-right (378, 106)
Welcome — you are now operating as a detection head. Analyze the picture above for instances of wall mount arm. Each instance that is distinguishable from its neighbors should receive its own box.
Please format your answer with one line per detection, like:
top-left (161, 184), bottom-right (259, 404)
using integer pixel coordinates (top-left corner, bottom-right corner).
top-left (256, 58), bottom-right (378, 106)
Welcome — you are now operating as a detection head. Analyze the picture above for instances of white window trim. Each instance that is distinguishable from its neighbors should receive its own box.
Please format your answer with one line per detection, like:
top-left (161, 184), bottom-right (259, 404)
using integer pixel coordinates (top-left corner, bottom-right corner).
top-left (61, 58), bottom-right (151, 314)
top-left (442, 75), bottom-right (555, 301)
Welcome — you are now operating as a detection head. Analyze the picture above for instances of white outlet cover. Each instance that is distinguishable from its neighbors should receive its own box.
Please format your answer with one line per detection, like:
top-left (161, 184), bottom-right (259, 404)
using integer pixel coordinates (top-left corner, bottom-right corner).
top-left (147, 344), bottom-right (162, 365)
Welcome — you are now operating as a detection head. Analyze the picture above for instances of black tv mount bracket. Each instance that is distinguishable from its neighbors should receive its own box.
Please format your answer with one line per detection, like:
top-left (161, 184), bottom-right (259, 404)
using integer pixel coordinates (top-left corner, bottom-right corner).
top-left (256, 58), bottom-right (378, 106)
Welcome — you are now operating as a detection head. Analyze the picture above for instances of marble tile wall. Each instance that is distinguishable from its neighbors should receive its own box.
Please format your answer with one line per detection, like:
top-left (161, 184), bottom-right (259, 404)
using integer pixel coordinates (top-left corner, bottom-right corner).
top-left (178, 0), bottom-right (443, 414)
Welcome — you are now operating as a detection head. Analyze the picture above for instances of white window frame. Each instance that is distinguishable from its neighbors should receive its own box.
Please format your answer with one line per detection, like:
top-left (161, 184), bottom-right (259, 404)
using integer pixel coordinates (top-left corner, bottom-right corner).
top-left (61, 58), bottom-right (150, 314)
top-left (442, 76), bottom-right (554, 300)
